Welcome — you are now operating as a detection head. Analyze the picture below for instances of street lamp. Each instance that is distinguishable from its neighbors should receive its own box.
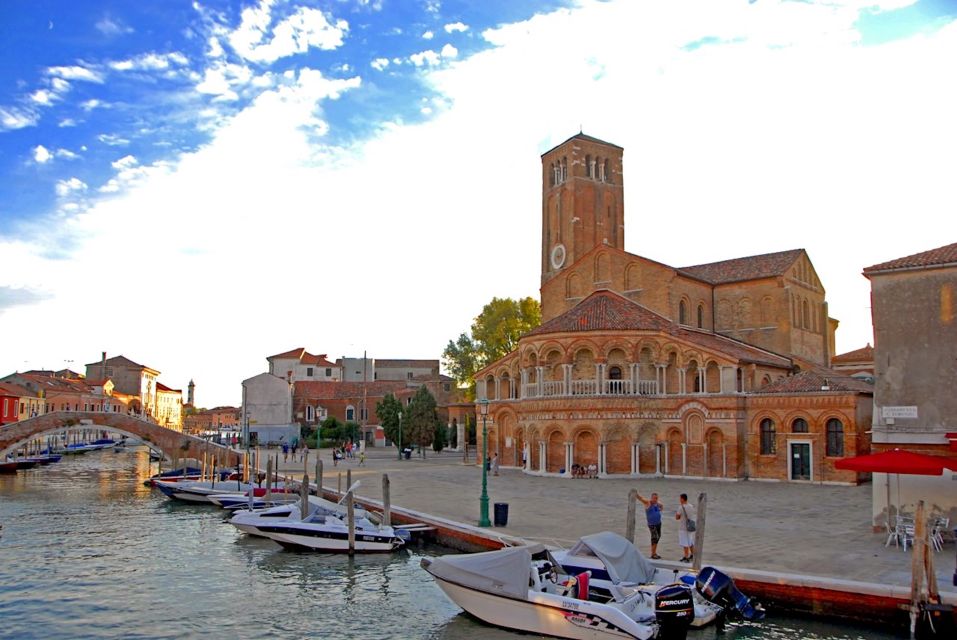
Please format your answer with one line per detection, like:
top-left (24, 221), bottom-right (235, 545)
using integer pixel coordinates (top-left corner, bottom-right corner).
top-left (478, 398), bottom-right (491, 527)
top-left (397, 409), bottom-right (403, 461)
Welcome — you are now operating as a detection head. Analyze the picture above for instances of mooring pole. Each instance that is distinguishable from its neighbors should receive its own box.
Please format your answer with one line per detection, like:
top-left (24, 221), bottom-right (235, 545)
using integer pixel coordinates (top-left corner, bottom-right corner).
top-left (300, 473), bottom-right (310, 520)
top-left (264, 458), bottom-right (273, 503)
top-left (693, 493), bottom-right (707, 572)
top-left (382, 474), bottom-right (391, 528)
top-left (315, 459), bottom-right (323, 500)
top-left (626, 488), bottom-right (638, 544)
top-left (347, 490), bottom-right (356, 556)
top-left (346, 469), bottom-right (352, 495)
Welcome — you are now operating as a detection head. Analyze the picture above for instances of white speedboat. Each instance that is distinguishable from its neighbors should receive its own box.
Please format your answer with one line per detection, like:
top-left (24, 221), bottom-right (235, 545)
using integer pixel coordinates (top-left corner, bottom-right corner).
top-left (228, 495), bottom-right (374, 537)
top-left (250, 505), bottom-right (403, 553)
top-left (208, 492), bottom-right (298, 509)
top-left (422, 544), bottom-right (697, 640)
top-left (154, 479), bottom-right (256, 503)
top-left (552, 531), bottom-right (764, 626)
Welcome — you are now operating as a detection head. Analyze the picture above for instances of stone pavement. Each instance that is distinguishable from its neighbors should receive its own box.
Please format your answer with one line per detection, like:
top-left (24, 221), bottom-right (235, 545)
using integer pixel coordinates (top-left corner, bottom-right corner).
top-left (268, 446), bottom-right (956, 593)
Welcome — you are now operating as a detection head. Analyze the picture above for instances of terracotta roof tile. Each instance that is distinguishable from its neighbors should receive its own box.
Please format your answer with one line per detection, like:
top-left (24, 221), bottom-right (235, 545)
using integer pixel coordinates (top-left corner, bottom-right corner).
top-left (294, 380), bottom-right (410, 400)
top-left (863, 242), bottom-right (957, 274)
top-left (526, 290), bottom-right (792, 368)
top-left (679, 249), bottom-right (804, 284)
top-left (0, 381), bottom-right (32, 397)
top-left (831, 344), bottom-right (874, 364)
top-left (269, 348), bottom-right (338, 367)
top-left (753, 369), bottom-right (874, 394)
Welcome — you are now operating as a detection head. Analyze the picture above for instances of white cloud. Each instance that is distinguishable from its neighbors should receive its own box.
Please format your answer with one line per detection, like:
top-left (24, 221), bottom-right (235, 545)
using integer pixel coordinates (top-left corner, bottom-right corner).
top-left (56, 148), bottom-right (79, 160)
top-left (207, 36), bottom-right (225, 59)
top-left (196, 62), bottom-right (254, 101)
top-left (58, 118), bottom-right (77, 128)
top-left (441, 44), bottom-right (458, 59)
top-left (445, 22), bottom-right (468, 34)
top-left (33, 145), bottom-right (53, 163)
top-left (371, 57), bottom-right (390, 71)
top-left (109, 52), bottom-right (190, 72)
top-left (228, 1), bottom-right (348, 63)
top-left (96, 15), bottom-right (134, 36)
top-left (30, 89), bottom-right (56, 106)
top-left (46, 65), bottom-right (104, 83)
top-left (97, 133), bottom-right (130, 146)
top-left (409, 50), bottom-right (441, 67)
top-left (422, 30), bottom-right (434, 40)
top-left (55, 177), bottom-right (87, 197)
top-left (81, 99), bottom-right (104, 112)
top-left (112, 155), bottom-right (138, 170)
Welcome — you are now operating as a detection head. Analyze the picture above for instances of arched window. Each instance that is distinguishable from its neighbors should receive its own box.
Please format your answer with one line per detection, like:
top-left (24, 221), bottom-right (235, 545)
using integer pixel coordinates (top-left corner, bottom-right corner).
top-left (826, 419), bottom-right (844, 456)
top-left (679, 300), bottom-right (687, 325)
top-left (608, 366), bottom-right (622, 380)
top-left (598, 158), bottom-right (606, 182)
top-left (792, 418), bottom-right (808, 433)
top-left (697, 304), bottom-right (704, 329)
top-left (346, 405), bottom-right (355, 422)
top-left (586, 154), bottom-right (593, 178)
top-left (760, 418), bottom-right (776, 455)
top-left (306, 405), bottom-right (315, 422)
top-left (802, 299), bottom-right (810, 329)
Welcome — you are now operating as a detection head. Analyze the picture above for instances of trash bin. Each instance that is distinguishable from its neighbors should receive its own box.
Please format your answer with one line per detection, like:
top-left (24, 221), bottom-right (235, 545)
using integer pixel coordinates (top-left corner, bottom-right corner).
top-left (494, 502), bottom-right (509, 527)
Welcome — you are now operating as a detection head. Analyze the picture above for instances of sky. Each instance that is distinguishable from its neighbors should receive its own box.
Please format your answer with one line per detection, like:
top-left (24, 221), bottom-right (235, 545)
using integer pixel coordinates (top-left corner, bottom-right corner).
top-left (1, 0), bottom-right (955, 408)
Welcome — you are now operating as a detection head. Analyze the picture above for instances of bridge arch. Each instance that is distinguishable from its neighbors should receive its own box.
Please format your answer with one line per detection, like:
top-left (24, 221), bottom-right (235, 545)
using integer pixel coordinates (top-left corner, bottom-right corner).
top-left (0, 411), bottom-right (241, 466)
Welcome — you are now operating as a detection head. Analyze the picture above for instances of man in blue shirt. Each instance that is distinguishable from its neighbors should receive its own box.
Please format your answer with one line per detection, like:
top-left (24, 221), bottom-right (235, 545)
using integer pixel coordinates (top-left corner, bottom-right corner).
top-left (636, 492), bottom-right (663, 559)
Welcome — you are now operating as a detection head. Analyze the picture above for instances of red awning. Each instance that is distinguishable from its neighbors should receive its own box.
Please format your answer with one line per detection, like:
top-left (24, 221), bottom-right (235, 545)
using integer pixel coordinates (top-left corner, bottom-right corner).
top-left (835, 448), bottom-right (957, 475)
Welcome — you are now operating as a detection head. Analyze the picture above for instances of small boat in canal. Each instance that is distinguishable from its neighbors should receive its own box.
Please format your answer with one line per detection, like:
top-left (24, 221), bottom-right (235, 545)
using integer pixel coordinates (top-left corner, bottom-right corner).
top-left (421, 543), bottom-right (697, 640)
top-left (0, 461), bottom-right (20, 474)
top-left (154, 478), bottom-right (256, 503)
top-left (228, 496), bottom-right (376, 537)
top-left (551, 531), bottom-right (764, 628)
top-left (208, 489), bottom-right (298, 510)
top-left (251, 510), bottom-right (405, 553)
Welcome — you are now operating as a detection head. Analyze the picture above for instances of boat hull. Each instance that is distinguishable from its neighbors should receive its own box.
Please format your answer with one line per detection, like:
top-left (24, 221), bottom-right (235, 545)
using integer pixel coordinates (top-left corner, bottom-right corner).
top-left (429, 573), bottom-right (655, 640)
top-left (256, 522), bottom-right (402, 553)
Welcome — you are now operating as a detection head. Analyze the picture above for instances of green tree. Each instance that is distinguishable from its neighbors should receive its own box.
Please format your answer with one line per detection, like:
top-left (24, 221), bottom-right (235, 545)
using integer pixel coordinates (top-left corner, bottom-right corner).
top-left (376, 393), bottom-right (404, 451)
top-left (405, 385), bottom-right (440, 458)
top-left (443, 296), bottom-right (541, 399)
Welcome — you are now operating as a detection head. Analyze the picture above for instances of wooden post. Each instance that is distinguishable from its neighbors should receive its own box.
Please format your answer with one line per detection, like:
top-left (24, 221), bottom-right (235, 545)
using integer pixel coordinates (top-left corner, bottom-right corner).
top-left (265, 458), bottom-right (273, 503)
top-left (693, 493), bottom-right (707, 572)
top-left (338, 472), bottom-right (342, 495)
top-left (201, 451), bottom-right (207, 483)
top-left (382, 474), bottom-right (391, 527)
top-left (909, 500), bottom-right (926, 639)
top-left (626, 488), bottom-right (638, 544)
top-left (346, 469), bottom-right (352, 494)
top-left (300, 473), bottom-right (310, 520)
top-left (316, 459), bottom-right (323, 500)
top-left (211, 456), bottom-right (216, 489)
top-left (347, 490), bottom-right (356, 556)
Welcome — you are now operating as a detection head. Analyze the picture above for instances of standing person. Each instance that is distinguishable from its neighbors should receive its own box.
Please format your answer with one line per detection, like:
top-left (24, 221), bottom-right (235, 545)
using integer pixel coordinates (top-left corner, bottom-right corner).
top-left (282, 441), bottom-right (289, 463)
top-left (358, 451), bottom-right (365, 466)
top-left (491, 452), bottom-right (499, 476)
top-left (676, 493), bottom-right (696, 563)
top-left (635, 492), bottom-right (664, 559)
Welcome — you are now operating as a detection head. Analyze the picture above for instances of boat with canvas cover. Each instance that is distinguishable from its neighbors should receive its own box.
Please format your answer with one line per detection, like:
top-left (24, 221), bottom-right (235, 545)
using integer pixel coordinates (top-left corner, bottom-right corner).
top-left (552, 531), bottom-right (764, 626)
top-left (422, 543), bottom-right (698, 640)
top-left (228, 495), bottom-right (374, 536)
top-left (154, 478), bottom-right (256, 503)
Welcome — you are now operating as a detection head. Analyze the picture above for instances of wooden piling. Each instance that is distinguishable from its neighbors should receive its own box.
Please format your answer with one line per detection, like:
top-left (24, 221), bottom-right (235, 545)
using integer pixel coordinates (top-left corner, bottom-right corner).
top-left (693, 492), bottom-right (707, 572)
top-left (347, 490), bottom-right (355, 556)
top-left (315, 459), bottom-right (323, 499)
top-left (346, 469), bottom-right (352, 493)
top-left (382, 474), bottom-right (391, 527)
top-left (301, 473), bottom-right (310, 520)
top-left (202, 451), bottom-right (207, 483)
top-left (265, 458), bottom-right (273, 503)
top-left (338, 472), bottom-right (342, 495)
top-left (626, 488), bottom-right (638, 543)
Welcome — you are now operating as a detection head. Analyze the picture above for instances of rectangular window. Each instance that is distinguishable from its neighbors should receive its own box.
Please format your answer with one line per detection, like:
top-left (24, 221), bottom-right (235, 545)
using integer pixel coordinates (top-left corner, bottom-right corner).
top-left (20, 402), bottom-right (25, 414)
top-left (325, 368), bottom-right (332, 376)
top-left (407, 372), bottom-right (413, 380)
top-left (306, 367), bottom-right (314, 377)
top-left (360, 408), bottom-right (368, 421)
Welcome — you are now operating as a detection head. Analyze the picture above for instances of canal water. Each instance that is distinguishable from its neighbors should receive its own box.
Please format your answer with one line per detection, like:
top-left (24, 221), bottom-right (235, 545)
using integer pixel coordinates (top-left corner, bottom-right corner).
top-left (0, 447), bottom-right (900, 639)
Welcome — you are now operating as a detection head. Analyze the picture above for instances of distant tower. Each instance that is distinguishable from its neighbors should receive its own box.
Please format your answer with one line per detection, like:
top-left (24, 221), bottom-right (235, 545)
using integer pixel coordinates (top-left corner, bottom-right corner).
top-left (187, 379), bottom-right (195, 406)
top-left (540, 133), bottom-right (625, 286)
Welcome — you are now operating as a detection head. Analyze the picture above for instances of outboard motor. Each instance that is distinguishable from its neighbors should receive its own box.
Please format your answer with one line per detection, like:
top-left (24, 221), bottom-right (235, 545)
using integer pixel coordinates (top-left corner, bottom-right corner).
top-left (696, 566), bottom-right (765, 621)
top-left (654, 583), bottom-right (694, 640)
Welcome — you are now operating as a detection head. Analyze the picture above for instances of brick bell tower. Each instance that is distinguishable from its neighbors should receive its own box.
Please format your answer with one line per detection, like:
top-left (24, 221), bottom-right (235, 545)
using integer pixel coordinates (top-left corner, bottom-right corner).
top-left (540, 133), bottom-right (625, 287)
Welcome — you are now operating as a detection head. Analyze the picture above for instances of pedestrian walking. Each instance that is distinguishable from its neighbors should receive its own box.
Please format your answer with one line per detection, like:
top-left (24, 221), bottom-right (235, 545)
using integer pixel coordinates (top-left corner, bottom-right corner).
top-left (282, 442), bottom-right (289, 463)
top-left (676, 493), bottom-right (696, 563)
top-left (492, 452), bottom-right (499, 476)
top-left (636, 491), bottom-right (664, 559)
top-left (358, 451), bottom-right (365, 466)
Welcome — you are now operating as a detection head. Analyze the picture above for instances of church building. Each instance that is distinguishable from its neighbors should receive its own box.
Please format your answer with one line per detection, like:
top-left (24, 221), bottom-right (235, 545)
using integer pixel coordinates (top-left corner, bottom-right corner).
top-left (474, 133), bottom-right (873, 483)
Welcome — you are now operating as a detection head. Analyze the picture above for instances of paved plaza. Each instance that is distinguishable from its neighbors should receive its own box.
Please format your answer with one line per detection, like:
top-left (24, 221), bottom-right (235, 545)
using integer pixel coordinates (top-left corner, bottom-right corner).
top-left (270, 446), bottom-right (956, 593)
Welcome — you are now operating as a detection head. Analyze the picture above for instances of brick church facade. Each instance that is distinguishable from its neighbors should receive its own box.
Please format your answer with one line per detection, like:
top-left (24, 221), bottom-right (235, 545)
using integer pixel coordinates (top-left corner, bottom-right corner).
top-left (474, 133), bottom-right (873, 483)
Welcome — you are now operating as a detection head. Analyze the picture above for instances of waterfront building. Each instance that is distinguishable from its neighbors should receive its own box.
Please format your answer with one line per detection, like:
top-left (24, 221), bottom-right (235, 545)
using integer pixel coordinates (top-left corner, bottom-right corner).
top-left (474, 133), bottom-right (873, 482)
top-left (0, 381), bottom-right (31, 425)
top-left (155, 382), bottom-right (184, 432)
top-left (863, 241), bottom-right (957, 523)
top-left (0, 372), bottom-right (128, 418)
top-left (240, 372), bottom-right (298, 445)
top-left (268, 348), bottom-right (341, 382)
top-left (183, 406), bottom-right (241, 435)
top-left (84, 353), bottom-right (161, 417)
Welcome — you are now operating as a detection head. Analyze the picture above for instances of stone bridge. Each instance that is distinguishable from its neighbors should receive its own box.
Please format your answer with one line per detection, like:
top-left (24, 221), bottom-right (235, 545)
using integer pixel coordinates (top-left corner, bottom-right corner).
top-left (0, 411), bottom-right (241, 467)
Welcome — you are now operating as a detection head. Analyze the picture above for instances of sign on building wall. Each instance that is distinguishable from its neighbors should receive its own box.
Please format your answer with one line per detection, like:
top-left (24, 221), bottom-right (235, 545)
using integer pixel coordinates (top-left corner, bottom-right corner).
top-left (881, 406), bottom-right (919, 419)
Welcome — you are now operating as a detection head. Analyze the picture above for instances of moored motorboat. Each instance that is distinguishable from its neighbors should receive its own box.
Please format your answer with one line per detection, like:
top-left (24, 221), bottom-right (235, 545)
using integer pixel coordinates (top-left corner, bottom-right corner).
top-left (552, 531), bottom-right (764, 626)
top-left (252, 510), bottom-right (404, 553)
top-left (0, 461), bottom-right (19, 474)
top-left (154, 479), bottom-right (256, 503)
top-left (208, 490), bottom-right (298, 510)
top-left (422, 544), bottom-right (697, 640)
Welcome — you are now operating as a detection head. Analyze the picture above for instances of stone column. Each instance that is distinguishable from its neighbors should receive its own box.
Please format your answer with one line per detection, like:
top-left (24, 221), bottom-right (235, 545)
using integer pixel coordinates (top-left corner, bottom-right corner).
top-left (599, 442), bottom-right (606, 476)
top-left (539, 441), bottom-right (546, 473)
top-left (596, 363), bottom-right (605, 395)
top-left (536, 366), bottom-right (545, 397)
top-left (494, 377), bottom-right (501, 401)
top-left (562, 363), bottom-right (573, 396)
top-left (660, 442), bottom-right (666, 474)
top-left (657, 365), bottom-right (666, 395)
top-left (678, 367), bottom-right (686, 395)
top-left (457, 421), bottom-right (465, 452)
top-left (565, 442), bottom-right (573, 476)
top-left (520, 368), bottom-right (529, 399)
top-left (632, 443), bottom-right (639, 474)
top-left (681, 442), bottom-right (688, 476)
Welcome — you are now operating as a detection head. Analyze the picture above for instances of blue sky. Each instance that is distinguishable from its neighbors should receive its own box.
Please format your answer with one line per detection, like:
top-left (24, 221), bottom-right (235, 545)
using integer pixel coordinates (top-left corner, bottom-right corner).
top-left (1, 0), bottom-right (955, 406)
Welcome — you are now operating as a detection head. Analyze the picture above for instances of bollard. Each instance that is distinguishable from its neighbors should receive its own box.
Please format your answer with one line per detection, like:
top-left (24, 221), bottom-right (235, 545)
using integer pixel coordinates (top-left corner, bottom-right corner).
top-left (382, 474), bottom-right (391, 527)
top-left (626, 488), bottom-right (638, 544)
